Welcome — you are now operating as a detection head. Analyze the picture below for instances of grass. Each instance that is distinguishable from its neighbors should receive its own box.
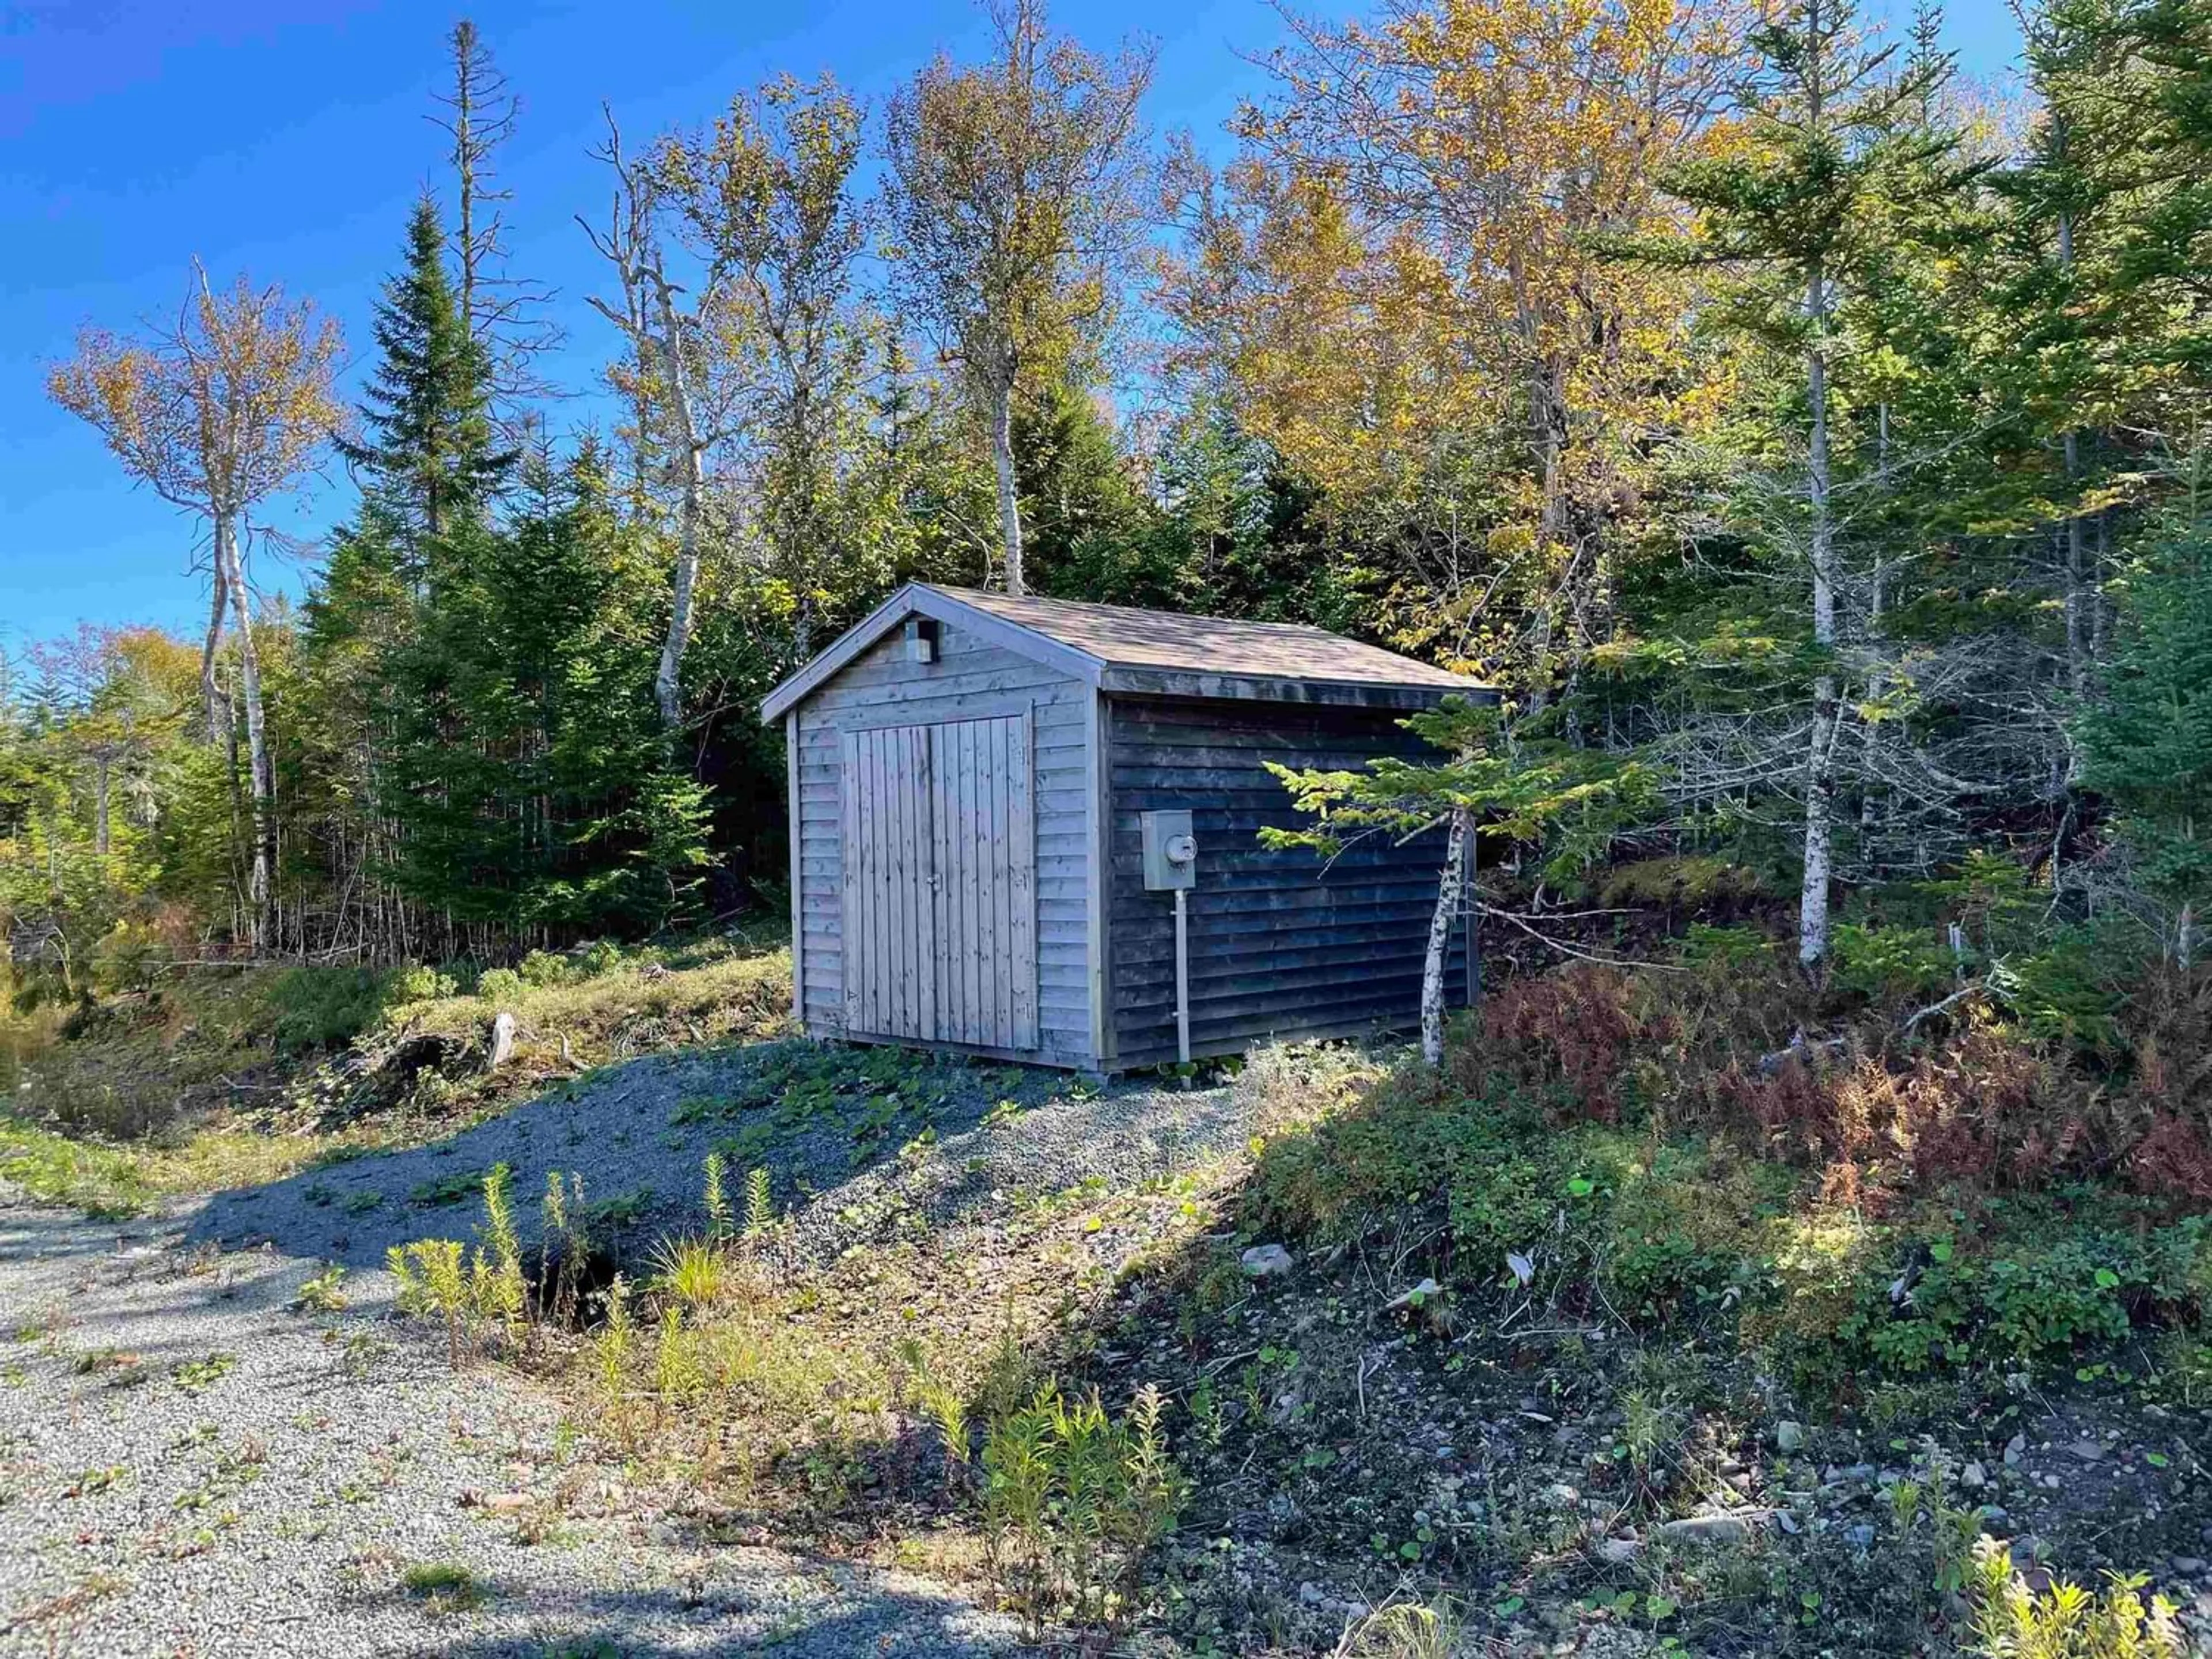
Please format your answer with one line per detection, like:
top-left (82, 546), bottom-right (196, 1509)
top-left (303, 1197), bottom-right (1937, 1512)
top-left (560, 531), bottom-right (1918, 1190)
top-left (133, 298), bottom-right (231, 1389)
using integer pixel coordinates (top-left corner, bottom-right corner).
top-left (0, 1119), bottom-right (385, 1218)
top-left (0, 931), bottom-right (793, 1218)
top-left (400, 1560), bottom-right (489, 1614)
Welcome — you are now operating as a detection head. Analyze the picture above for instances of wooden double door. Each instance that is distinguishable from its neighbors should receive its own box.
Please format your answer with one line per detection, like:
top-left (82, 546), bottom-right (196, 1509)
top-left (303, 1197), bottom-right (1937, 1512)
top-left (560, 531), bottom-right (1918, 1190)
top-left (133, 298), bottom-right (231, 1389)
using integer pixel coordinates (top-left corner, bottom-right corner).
top-left (839, 711), bottom-right (1037, 1050)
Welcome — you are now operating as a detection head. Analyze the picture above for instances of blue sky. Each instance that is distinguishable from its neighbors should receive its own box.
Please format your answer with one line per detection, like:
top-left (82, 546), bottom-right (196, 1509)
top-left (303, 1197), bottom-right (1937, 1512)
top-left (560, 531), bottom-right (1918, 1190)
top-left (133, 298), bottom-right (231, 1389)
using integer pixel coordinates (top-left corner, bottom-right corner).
top-left (1, 0), bottom-right (2031, 649)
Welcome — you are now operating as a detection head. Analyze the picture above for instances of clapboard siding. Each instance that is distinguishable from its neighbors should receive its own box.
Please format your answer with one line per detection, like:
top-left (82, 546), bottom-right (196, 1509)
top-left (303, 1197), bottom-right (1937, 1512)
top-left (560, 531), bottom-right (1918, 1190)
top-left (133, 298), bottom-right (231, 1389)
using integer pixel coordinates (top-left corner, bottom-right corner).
top-left (791, 617), bottom-right (1093, 1066)
top-left (1104, 697), bottom-right (1469, 1069)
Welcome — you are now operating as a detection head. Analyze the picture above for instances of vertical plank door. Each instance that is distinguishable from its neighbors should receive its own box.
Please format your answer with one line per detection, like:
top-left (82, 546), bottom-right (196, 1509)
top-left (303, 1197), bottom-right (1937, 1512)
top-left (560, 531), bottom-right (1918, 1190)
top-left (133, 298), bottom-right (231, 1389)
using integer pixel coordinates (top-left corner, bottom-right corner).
top-left (840, 713), bottom-right (1036, 1052)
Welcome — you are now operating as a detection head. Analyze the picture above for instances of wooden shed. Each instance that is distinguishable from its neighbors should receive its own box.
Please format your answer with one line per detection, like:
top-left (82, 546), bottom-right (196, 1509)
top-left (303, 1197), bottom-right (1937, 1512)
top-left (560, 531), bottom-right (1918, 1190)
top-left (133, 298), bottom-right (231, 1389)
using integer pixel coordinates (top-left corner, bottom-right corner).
top-left (761, 584), bottom-right (1484, 1073)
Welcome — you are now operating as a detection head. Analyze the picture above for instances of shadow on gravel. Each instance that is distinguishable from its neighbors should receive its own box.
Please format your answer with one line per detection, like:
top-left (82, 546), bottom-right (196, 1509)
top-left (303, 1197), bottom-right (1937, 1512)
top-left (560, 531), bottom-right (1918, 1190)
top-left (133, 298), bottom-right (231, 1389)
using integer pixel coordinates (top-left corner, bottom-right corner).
top-left (185, 1036), bottom-right (1243, 1280)
top-left (357, 1565), bottom-right (1014, 1657)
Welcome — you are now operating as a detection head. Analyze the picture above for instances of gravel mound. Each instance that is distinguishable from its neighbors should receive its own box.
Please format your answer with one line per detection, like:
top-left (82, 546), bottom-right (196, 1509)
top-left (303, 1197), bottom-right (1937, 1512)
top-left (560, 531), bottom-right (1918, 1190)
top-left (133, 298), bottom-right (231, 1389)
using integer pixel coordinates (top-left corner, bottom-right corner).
top-left (190, 1039), bottom-right (1244, 1271)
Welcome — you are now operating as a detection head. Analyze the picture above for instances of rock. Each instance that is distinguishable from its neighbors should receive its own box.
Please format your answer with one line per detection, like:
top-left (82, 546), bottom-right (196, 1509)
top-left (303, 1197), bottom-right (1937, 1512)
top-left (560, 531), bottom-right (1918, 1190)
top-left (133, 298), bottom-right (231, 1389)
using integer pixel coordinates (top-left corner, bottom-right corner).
top-left (1385, 1277), bottom-right (1442, 1312)
top-left (1846, 1523), bottom-right (1877, 1549)
top-left (1241, 1244), bottom-right (1294, 1280)
top-left (1596, 1536), bottom-right (1642, 1565)
top-left (1659, 1515), bottom-right (1755, 1546)
top-left (1298, 1581), bottom-right (1327, 1606)
top-left (2173, 1556), bottom-right (2207, 1576)
top-left (1775, 1420), bottom-right (1805, 1452)
top-left (1960, 1460), bottom-right (1986, 1490)
top-left (463, 1490), bottom-right (535, 1513)
top-left (2005, 1434), bottom-right (2027, 1466)
top-left (2068, 1440), bottom-right (2108, 1463)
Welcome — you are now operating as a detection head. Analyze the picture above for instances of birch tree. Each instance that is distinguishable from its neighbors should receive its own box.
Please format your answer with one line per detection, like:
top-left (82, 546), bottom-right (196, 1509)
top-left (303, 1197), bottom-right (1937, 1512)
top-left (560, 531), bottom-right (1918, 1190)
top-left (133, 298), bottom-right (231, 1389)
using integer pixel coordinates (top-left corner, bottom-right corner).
top-left (581, 112), bottom-right (730, 731)
top-left (658, 75), bottom-right (872, 665)
top-left (1264, 699), bottom-right (1658, 1064)
top-left (883, 0), bottom-right (1154, 596)
top-left (48, 268), bottom-right (344, 949)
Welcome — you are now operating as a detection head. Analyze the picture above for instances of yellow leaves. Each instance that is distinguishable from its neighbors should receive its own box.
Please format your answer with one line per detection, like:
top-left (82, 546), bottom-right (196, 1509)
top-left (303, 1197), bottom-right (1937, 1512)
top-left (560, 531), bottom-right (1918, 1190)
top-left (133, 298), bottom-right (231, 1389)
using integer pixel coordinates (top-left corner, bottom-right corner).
top-left (1172, 0), bottom-right (1755, 543)
top-left (50, 267), bottom-right (345, 517)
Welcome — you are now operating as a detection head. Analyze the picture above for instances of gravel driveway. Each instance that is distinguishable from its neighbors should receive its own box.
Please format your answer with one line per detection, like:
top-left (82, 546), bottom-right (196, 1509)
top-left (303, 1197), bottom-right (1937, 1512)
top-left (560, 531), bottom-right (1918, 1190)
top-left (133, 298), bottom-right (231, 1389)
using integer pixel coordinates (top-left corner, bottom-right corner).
top-left (0, 1200), bottom-right (1023, 1658)
top-left (0, 1040), bottom-right (1252, 1657)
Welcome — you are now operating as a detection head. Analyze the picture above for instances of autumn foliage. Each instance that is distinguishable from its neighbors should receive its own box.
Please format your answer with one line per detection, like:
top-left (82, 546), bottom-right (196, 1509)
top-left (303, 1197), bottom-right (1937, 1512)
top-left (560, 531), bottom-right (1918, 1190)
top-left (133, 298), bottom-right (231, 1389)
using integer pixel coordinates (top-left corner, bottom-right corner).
top-left (1465, 955), bottom-right (2212, 1205)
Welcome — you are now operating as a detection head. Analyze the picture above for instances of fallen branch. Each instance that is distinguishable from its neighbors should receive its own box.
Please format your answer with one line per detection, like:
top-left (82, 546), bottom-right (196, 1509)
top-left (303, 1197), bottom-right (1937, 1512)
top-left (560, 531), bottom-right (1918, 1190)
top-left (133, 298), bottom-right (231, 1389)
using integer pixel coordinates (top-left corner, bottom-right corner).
top-left (1899, 982), bottom-right (1984, 1037)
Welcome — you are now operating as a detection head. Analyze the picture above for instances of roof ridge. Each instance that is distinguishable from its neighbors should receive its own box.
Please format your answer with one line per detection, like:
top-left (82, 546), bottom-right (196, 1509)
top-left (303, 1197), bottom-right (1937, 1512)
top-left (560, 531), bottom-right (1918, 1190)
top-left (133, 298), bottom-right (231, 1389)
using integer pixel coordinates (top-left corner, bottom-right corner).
top-left (922, 582), bottom-right (1349, 638)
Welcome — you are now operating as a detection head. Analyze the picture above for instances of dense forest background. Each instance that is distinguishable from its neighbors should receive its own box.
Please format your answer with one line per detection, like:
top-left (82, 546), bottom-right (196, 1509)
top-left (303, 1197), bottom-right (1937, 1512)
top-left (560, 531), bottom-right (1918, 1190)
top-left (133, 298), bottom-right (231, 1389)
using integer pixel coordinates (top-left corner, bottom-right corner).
top-left (3, 0), bottom-right (2207, 1021)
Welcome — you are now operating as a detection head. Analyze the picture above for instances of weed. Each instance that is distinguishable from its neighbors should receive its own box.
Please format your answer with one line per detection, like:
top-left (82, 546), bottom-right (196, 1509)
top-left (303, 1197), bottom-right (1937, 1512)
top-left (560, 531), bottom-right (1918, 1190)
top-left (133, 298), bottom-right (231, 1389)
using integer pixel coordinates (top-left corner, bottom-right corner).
top-left (290, 1263), bottom-right (348, 1314)
top-left (592, 1275), bottom-right (636, 1438)
top-left (401, 1560), bottom-right (488, 1615)
top-left (652, 1307), bottom-right (702, 1404)
top-left (389, 1166), bottom-right (529, 1365)
top-left (649, 1235), bottom-right (729, 1313)
top-left (1340, 1600), bottom-right (1463, 1658)
top-left (897, 1339), bottom-right (971, 1488)
top-left (743, 1165), bottom-right (774, 1240)
top-left (389, 1240), bottom-right (474, 1367)
top-left (536, 1170), bottom-right (592, 1330)
top-left (0, 1124), bottom-right (153, 1217)
top-left (408, 1168), bottom-right (485, 1209)
top-left (702, 1151), bottom-right (731, 1240)
top-left (172, 1353), bottom-right (236, 1395)
top-left (475, 1162), bottom-right (525, 1336)
top-left (981, 1381), bottom-right (1184, 1642)
top-left (1966, 1536), bottom-right (2181, 1656)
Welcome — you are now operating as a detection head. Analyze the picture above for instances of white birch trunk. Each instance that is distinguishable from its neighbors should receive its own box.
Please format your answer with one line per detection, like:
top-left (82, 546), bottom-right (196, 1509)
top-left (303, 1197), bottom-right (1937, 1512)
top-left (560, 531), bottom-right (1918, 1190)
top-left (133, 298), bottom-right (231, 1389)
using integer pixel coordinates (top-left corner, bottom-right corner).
top-left (198, 561), bottom-right (230, 741)
top-left (1421, 806), bottom-right (1472, 1066)
top-left (1799, 253), bottom-right (1837, 979)
top-left (94, 756), bottom-right (112, 858)
top-left (649, 277), bottom-right (706, 733)
top-left (1862, 404), bottom-right (1888, 838)
top-left (987, 374), bottom-right (1025, 596)
top-left (215, 513), bottom-right (274, 950)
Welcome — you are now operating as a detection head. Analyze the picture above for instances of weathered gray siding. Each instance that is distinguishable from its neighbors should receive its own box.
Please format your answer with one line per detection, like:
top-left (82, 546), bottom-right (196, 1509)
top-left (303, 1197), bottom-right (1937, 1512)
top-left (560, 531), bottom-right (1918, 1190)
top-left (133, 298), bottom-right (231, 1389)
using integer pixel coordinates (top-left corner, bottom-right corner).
top-left (1104, 696), bottom-right (1468, 1069)
top-left (791, 618), bottom-right (1094, 1067)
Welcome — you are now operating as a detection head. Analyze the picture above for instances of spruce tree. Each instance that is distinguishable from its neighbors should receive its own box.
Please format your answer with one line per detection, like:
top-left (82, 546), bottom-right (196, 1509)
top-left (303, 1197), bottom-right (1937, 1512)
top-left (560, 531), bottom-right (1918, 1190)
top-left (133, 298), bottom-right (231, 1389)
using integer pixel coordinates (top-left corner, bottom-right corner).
top-left (339, 197), bottom-right (513, 570)
top-left (1635, 0), bottom-right (1978, 976)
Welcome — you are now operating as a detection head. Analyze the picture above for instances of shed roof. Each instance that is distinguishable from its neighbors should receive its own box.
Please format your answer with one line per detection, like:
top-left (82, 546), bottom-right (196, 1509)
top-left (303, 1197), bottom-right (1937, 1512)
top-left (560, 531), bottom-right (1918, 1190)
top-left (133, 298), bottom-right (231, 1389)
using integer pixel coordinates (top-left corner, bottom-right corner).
top-left (760, 583), bottom-right (1480, 721)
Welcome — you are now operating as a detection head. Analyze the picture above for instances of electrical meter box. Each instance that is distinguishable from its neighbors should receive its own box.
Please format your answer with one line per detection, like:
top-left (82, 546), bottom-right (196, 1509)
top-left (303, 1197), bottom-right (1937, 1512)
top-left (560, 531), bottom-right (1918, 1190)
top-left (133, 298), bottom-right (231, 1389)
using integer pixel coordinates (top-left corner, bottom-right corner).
top-left (1139, 809), bottom-right (1198, 891)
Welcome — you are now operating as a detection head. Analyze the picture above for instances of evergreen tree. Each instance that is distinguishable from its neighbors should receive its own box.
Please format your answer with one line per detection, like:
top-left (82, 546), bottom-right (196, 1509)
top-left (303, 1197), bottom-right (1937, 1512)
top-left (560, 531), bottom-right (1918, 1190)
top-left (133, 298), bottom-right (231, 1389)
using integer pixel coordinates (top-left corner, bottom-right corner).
top-left (1635, 0), bottom-right (1981, 975)
top-left (2081, 519), bottom-right (2212, 965)
top-left (338, 196), bottom-right (513, 567)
